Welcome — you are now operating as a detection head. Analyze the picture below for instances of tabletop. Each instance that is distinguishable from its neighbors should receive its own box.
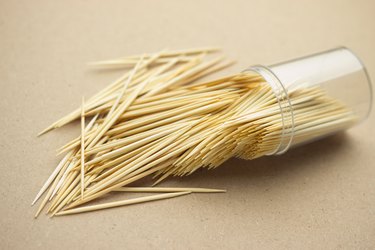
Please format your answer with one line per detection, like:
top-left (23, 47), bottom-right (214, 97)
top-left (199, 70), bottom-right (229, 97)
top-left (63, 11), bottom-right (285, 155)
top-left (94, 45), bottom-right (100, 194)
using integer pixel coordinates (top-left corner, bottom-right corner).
top-left (1, 0), bottom-right (374, 249)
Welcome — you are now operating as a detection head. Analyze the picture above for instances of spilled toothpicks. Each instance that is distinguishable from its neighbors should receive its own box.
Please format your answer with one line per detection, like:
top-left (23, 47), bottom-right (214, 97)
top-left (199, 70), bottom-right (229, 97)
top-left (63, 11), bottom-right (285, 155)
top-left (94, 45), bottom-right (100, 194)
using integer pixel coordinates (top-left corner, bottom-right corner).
top-left (33, 47), bottom-right (356, 217)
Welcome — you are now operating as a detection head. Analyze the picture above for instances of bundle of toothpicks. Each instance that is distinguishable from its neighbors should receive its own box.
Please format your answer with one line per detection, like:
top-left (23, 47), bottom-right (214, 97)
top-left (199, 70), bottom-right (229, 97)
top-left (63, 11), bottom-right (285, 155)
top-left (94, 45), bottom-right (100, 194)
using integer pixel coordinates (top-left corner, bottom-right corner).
top-left (33, 47), bottom-right (356, 217)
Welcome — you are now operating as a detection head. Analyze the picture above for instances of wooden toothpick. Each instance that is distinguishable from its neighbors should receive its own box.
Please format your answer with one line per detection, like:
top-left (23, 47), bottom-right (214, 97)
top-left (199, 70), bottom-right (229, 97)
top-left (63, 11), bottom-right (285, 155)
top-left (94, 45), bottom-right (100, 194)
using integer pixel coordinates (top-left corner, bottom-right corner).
top-left (113, 187), bottom-right (226, 193)
top-left (56, 191), bottom-right (191, 216)
top-left (80, 97), bottom-right (85, 199)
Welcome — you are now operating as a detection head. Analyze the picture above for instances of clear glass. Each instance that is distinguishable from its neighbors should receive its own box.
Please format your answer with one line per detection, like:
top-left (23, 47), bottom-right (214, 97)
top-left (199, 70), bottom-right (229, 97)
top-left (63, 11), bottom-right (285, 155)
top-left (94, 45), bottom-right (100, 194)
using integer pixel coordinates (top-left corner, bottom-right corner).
top-left (247, 47), bottom-right (372, 155)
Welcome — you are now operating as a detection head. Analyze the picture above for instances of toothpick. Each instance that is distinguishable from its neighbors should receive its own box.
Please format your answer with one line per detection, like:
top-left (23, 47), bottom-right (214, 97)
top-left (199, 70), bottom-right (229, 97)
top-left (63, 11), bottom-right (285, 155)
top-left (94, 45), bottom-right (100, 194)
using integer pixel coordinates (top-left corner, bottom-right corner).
top-left (31, 152), bottom-right (70, 206)
top-left (56, 191), bottom-right (191, 216)
top-left (114, 187), bottom-right (226, 193)
top-left (80, 97), bottom-right (85, 199)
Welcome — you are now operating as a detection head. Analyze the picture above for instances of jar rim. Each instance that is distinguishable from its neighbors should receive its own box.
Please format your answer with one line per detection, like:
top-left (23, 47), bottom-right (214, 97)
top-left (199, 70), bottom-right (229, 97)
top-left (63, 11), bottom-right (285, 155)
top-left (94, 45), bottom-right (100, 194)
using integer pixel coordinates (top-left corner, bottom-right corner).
top-left (244, 65), bottom-right (295, 155)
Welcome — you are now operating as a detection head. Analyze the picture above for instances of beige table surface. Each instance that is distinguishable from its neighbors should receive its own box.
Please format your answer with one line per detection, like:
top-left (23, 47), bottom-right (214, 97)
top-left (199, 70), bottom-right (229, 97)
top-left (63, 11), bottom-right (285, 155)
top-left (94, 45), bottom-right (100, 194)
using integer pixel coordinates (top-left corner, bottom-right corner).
top-left (1, 0), bottom-right (374, 249)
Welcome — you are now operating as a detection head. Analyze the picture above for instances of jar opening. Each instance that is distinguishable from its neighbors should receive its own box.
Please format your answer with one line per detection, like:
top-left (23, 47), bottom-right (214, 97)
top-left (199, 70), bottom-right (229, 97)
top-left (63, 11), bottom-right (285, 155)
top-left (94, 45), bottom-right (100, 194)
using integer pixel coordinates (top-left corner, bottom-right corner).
top-left (244, 66), bottom-right (295, 155)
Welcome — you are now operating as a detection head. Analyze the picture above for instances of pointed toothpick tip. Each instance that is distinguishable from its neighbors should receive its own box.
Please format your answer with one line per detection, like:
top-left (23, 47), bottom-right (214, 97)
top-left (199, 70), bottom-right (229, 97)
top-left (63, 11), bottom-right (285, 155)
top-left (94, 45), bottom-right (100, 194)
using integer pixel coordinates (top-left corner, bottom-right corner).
top-left (37, 126), bottom-right (54, 137)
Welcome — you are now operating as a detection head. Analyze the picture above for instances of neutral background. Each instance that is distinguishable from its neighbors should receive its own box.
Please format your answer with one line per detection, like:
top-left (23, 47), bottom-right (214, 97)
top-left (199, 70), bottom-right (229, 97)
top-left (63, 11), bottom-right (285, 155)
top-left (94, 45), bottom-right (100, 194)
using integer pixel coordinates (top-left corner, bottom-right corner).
top-left (1, 0), bottom-right (374, 249)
